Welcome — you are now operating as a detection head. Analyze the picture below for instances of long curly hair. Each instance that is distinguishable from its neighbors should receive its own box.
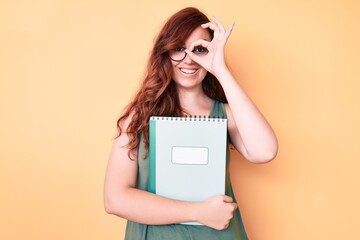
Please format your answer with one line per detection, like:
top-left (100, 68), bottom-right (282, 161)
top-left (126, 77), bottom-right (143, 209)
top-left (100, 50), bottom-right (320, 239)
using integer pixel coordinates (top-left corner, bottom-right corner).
top-left (117, 7), bottom-right (227, 159)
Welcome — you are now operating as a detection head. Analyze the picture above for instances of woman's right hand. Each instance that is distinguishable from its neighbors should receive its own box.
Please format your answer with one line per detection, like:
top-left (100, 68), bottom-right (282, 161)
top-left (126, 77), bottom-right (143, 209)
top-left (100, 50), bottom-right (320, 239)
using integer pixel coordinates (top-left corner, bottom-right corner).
top-left (194, 195), bottom-right (237, 230)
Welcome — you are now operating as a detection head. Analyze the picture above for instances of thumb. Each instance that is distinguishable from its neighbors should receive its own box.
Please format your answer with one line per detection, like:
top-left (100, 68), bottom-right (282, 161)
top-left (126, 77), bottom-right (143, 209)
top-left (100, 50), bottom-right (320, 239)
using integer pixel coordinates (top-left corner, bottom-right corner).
top-left (222, 195), bottom-right (238, 209)
top-left (221, 195), bottom-right (234, 203)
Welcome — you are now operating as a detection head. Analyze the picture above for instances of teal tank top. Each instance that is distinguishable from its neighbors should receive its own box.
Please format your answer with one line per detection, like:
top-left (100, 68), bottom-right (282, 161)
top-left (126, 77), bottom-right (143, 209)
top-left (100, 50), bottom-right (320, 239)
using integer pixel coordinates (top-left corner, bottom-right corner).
top-left (125, 100), bottom-right (248, 240)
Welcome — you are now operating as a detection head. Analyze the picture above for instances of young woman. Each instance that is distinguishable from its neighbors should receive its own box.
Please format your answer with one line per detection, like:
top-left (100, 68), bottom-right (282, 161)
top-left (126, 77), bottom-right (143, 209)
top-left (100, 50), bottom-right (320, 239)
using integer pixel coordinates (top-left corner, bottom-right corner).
top-left (104, 7), bottom-right (278, 240)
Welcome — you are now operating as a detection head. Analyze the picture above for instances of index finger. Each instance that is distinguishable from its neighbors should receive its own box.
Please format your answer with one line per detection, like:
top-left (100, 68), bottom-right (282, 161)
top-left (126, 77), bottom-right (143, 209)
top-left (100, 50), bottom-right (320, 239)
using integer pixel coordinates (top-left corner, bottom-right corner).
top-left (188, 39), bottom-right (210, 51)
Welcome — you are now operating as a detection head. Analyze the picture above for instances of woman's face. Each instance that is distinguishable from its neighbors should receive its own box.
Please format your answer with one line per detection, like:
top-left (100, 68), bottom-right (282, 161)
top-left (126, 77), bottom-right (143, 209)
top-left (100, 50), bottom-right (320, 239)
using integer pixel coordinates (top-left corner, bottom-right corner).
top-left (170, 26), bottom-right (211, 91)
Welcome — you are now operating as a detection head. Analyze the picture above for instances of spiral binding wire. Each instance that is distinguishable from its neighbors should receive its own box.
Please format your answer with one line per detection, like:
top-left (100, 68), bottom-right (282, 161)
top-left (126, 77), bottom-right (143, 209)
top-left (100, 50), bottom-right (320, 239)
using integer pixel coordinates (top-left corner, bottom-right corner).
top-left (150, 116), bottom-right (226, 122)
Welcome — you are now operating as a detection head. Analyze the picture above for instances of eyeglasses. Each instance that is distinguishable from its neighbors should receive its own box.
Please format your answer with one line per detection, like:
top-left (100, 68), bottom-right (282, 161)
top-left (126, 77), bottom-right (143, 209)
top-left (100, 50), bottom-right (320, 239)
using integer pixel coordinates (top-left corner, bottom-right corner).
top-left (168, 46), bottom-right (208, 62)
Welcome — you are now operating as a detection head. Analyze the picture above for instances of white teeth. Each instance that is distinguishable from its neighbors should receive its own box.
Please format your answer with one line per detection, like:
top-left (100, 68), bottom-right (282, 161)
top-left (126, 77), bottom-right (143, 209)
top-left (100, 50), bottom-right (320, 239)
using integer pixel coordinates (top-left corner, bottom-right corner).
top-left (180, 68), bottom-right (196, 74)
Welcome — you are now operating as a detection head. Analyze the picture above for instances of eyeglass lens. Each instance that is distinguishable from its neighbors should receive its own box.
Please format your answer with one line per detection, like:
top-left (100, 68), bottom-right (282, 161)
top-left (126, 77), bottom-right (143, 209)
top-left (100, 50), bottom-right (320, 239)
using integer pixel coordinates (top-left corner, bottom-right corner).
top-left (168, 47), bottom-right (208, 62)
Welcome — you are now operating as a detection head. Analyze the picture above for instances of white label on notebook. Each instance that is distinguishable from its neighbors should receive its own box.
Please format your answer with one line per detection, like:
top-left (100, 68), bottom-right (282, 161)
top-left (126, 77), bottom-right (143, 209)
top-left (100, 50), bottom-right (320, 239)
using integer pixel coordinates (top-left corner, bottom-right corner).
top-left (172, 147), bottom-right (208, 165)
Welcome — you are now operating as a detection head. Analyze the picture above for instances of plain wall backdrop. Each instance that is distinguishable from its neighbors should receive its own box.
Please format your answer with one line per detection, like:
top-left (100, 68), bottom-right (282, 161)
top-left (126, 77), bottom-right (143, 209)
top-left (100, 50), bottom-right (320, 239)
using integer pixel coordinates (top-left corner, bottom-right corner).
top-left (1, 0), bottom-right (359, 239)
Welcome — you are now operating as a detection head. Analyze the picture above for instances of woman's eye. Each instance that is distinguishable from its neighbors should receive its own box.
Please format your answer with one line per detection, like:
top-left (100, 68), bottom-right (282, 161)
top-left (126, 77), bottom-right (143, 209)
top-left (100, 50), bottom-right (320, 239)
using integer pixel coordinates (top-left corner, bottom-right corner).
top-left (175, 47), bottom-right (185, 52)
top-left (193, 47), bottom-right (207, 53)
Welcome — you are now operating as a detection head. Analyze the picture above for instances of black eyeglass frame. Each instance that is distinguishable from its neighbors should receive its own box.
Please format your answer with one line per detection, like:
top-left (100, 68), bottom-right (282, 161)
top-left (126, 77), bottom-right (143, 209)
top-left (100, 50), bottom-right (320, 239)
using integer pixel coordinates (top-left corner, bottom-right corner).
top-left (167, 47), bottom-right (208, 62)
top-left (168, 50), bottom-right (188, 62)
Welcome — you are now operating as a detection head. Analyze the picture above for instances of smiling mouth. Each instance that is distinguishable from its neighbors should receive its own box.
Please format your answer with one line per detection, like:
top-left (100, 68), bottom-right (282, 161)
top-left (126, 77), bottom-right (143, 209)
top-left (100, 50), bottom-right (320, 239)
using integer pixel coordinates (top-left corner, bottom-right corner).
top-left (180, 68), bottom-right (197, 74)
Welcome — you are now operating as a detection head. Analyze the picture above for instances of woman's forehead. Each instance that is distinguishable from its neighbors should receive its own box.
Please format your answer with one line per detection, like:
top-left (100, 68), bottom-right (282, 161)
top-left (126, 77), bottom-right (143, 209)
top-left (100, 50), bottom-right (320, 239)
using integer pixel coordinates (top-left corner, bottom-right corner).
top-left (183, 27), bottom-right (211, 46)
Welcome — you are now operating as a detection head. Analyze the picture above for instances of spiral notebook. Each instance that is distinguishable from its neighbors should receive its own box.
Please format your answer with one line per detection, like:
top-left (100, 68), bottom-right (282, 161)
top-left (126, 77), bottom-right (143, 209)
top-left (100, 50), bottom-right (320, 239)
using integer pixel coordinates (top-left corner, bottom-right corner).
top-left (149, 116), bottom-right (227, 224)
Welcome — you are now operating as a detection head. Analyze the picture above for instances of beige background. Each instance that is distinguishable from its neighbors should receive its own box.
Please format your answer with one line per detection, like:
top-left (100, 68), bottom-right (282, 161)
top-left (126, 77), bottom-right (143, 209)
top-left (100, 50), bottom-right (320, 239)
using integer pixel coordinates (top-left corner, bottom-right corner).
top-left (1, 0), bottom-right (359, 239)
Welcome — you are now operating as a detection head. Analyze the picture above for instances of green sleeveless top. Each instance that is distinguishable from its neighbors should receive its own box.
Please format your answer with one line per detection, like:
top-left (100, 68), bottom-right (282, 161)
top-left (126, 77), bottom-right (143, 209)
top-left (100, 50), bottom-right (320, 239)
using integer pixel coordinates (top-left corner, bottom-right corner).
top-left (125, 100), bottom-right (248, 240)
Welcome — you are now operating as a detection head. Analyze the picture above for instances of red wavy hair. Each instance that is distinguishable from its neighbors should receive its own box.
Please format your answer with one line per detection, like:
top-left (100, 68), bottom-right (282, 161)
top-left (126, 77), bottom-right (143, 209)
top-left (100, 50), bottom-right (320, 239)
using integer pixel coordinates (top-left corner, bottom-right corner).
top-left (117, 7), bottom-right (227, 159)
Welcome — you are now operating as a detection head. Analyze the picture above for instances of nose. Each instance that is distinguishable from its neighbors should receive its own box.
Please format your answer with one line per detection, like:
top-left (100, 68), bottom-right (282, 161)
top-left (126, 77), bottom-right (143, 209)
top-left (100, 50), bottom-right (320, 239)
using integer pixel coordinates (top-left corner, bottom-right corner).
top-left (182, 52), bottom-right (194, 64)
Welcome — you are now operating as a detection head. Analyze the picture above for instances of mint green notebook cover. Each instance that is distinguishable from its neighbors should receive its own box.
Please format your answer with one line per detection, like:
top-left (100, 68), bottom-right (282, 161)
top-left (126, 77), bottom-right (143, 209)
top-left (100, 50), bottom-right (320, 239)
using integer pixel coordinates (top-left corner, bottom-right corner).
top-left (149, 116), bottom-right (227, 224)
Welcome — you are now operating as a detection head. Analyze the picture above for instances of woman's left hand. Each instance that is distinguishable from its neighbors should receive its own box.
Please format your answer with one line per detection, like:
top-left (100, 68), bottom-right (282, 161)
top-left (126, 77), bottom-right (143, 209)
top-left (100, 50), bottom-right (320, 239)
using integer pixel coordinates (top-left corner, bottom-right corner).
top-left (185, 18), bottom-right (234, 77)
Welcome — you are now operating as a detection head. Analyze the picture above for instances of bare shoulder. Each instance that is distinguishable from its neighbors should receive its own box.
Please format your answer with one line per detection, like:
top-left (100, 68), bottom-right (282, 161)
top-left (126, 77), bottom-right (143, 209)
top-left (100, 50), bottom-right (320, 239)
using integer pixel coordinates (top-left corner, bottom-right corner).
top-left (223, 103), bottom-right (247, 156)
top-left (224, 103), bottom-right (235, 127)
top-left (113, 111), bottom-right (135, 148)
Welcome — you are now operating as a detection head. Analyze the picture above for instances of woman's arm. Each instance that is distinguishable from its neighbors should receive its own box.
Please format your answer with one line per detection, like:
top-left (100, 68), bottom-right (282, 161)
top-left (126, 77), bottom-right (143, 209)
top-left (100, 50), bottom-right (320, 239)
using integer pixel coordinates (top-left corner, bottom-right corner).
top-left (186, 19), bottom-right (278, 163)
top-left (103, 115), bottom-right (237, 230)
top-left (219, 70), bottom-right (278, 163)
